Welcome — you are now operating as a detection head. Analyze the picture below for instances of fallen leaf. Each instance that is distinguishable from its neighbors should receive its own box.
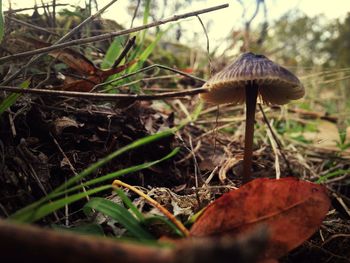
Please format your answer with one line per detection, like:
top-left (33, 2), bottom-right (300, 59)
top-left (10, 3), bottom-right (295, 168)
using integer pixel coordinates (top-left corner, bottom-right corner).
top-left (190, 177), bottom-right (331, 260)
top-left (61, 59), bottom-right (137, 92)
top-left (50, 48), bottom-right (97, 75)
top-left (53, 116), bottom-right (82, 135)
top-left (13, 36), bottom-right (136, 92)
top-left (14, 36), bottom-right (97, 75)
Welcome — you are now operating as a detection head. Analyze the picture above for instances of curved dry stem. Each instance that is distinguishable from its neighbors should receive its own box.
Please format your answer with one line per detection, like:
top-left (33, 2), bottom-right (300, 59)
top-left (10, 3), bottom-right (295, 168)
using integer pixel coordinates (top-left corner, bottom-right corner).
top-left (112, 180), bottom-right (190, 237)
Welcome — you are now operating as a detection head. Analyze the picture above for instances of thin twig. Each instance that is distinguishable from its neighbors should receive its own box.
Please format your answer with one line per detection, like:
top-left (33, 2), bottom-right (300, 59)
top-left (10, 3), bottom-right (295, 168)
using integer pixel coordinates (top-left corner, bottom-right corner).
top-left (258, 103), bottom-right (293, 175)
top-left (130, 0), bottom-right (141, 29)
top-left (4, 3), bottom-right (69, 14)
top-left (52, 0), bottom-right (56, 29)
top-left (94, 64), bottom-right (205, 90)
top-left (196, 15), bottom-right (212, 75)
top-left (6, 16), bottom-right (59, 36)
top-left (0, 4), bottom-right (229, 64)
top-left (49, 133), bottom-right (89, 200)
top-left (41, 0), bottom-right (52, 28)
top-left (0, 86), bottom-right (208, 101)
top-left (1, 0), bottom-right (120, 85)
top-left (266, 124), bottom-right (281, 179)
top-left (112, 180), bottom-right (190, 237)
top-left (112, 36), bottom-right (136, 68)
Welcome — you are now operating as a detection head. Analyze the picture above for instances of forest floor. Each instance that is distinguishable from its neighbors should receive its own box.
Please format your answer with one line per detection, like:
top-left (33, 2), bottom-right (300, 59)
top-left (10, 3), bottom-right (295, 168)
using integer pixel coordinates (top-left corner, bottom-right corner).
top-left (0, 2), bottom-right (350, 263)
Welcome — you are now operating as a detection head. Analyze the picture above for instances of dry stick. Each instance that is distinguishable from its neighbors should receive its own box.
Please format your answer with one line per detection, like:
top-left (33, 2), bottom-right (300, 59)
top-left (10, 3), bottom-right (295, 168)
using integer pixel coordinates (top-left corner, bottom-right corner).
top-left (94, 64), bottom-right (205, 90)
top-left (112, 180), bottom-right (190, 237)
top-left (211, 106), bottom-right (220, 161)
top-left (270, 105), bottom-right (338, 123)
top-left (0, 4), bottom-right (229, 65)
top-left (1, 0), bottom-right (120, 85)
top-left (6, 16), bottom-right (59, 36)
top-left (258, 103), bottom-right (293, 175)
top-left (196, 15), bottom-right (213, 75)
top-left (4, 3), bottom-right (69, 14)
top-left (52, 0), bottom-right (57, 29)
top-left (130, 0), bottom-right (141, 29)
top-left (266, 126), bottom-right (281, 180)
top-left (89, 36), bottom-right (136, 92)
top-left (50, 133), bottom-right (89, 198)
top-left (112, 36), bottom-right (136, 68)
top-left (0, 86), bottom-right (208, 101)
top-left (41, 0), bottom-right (52, 27)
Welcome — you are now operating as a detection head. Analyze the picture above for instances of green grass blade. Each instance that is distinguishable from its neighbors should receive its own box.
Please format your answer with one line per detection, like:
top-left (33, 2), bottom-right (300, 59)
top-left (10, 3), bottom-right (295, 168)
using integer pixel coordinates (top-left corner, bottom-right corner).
top-left (9, 147), bottom-right (179, 222)
top-left (316, 169), bottom-right (350, 183)
top-left (114, 188), bottom-right (144, 221)
top-left (53, 128), bottom-right (176, 194)
top-left (84, 197), bottom-right (153, 240)
top-left (129, 28), bottom-right (168, 74)
top-left (11, 185), bottom-right (111, 223)
top-left (9, 102), bottom-right (202, 222)
top-left (60, 147), bottom-right (178, 198)
top-left (0, 79), bottom-right (30, 116)
top-left (44, 147), bottom-right (180, 201)
top-left (140, 0), bottom-right (151, 44)
top-left (75, 147), bottom-right (179, 189)
top-left (101, 36), bottom-right (126, 70)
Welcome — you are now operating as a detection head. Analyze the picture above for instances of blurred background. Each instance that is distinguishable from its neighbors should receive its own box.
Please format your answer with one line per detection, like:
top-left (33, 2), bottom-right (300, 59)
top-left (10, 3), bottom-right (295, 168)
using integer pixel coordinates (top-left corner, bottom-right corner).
top-left (3, 0), bottom-right (350, 153)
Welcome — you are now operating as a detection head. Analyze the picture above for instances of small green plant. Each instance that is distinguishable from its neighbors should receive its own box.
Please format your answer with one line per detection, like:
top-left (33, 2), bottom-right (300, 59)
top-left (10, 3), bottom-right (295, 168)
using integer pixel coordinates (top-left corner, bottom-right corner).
top-left (9, 103), bottom-right (203, 238)
top-left (275, 119), bottom-right (313, 144)
top-left (316, 169), bottom-right (350, 183)
top-left (9, 130), bottom-right (179, 223)
top-left (0, 79), bottom-right (30, 116)
top-left (100, 0), bottom-right (170, 93)
top-left (335, 128), bottom-right (350, 152)
top-left (84, 197), bottom-right (154, 240)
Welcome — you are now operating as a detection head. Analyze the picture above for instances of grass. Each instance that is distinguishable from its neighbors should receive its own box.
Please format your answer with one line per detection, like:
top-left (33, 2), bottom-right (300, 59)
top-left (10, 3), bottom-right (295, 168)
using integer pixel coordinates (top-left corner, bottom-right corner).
top-left (9, 97), bottom-right (203, 239)
top-left (1, 2), bottom-right (350, 260)
top-left (9, 134), bottom-right (180, 223)
top-left (0, 79), bottom-right (30, 116)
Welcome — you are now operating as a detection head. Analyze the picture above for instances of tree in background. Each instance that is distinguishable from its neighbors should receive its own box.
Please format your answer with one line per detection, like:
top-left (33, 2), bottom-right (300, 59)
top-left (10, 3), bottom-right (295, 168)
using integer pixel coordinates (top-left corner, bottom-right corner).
top-left (323, 12), bottom-right (350, 68)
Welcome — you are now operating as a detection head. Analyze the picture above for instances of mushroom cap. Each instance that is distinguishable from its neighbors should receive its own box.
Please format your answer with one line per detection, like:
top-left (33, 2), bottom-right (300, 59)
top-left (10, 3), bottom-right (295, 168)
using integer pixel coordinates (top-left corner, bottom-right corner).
top-left (201, 52), bottom-right (304, 105)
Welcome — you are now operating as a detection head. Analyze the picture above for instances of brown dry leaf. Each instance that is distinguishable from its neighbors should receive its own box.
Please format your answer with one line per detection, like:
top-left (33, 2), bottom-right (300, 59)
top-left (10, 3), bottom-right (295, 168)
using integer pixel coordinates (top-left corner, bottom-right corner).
top-left (52, 116), bottom-right (82, 135)
top-left (190, 177), bottom-right (331, 260)
top-left (303, 120), bottom-right (350, 155)
top-left (13, 36), bottom-right (97, 75)
top-left (303, 120), bottom-right (339, 148)
top-left (62, 60), bottom-right (137, 92)
top-left (50, 48), bottom-right (97, 75)
top-left (13, 36), bottom-right (136, 92)
top-left (218, 156), bottom-right (241, 182)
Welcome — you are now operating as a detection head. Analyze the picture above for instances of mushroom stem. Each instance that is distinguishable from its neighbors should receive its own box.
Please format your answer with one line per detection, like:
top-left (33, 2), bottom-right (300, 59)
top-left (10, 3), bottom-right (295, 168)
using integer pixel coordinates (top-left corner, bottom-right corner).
top-left (243, 82), bottom-right (258, 183)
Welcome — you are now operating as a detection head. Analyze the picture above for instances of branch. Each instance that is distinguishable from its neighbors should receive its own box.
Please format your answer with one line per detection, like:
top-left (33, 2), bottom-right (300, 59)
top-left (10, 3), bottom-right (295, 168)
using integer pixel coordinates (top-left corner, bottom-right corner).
top-left (6, 16), bottom-right (59, 36)
top-left (0, 4), bottom-right (229, 64)
top-left (93, 64), bottom-right (205, 90)
top-left (0, 86), bottom-right (208, 101)
top-left (4, 3), bottom-right (69, 14)
top-left (0, 219), bottom-right (268, 263)
top-left (112, 36), bottom-right (136, 68)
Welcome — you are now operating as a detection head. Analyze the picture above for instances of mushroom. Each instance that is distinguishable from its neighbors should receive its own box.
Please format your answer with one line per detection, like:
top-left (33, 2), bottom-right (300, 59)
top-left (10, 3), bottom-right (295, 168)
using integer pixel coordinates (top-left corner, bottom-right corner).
top-left (201, 52), bottom-right (304, 182)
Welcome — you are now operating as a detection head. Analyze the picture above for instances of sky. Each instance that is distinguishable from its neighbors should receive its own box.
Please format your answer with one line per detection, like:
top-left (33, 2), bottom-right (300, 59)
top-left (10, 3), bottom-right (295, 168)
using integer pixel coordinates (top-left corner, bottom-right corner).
top-left (5, 0), bottom-right (349, 20)
top-left (3, 0), bottom-right (350, 51)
